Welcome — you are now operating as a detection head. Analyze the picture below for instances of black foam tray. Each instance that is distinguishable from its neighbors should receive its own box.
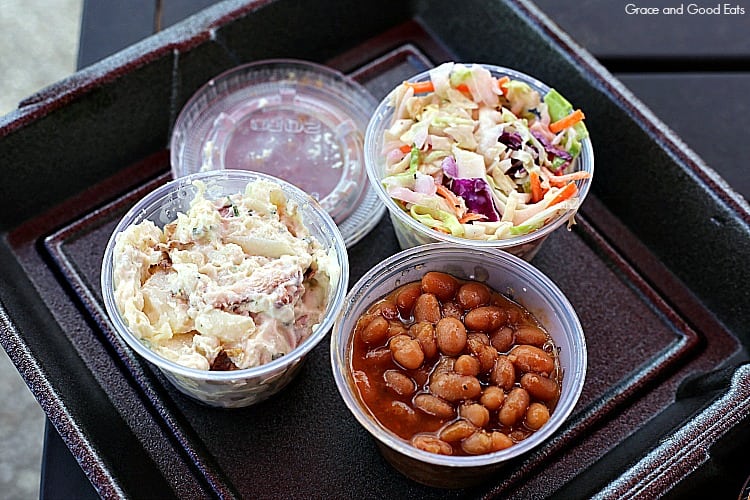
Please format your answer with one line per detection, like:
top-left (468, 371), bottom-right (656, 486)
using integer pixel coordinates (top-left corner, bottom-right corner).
top-left (1, 1), bottom-right (748, 498)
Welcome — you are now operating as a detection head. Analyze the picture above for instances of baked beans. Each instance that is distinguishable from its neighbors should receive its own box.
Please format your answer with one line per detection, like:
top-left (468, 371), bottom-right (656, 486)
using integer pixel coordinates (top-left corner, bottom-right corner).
top-left (349, 272), bottom-right (561, 456)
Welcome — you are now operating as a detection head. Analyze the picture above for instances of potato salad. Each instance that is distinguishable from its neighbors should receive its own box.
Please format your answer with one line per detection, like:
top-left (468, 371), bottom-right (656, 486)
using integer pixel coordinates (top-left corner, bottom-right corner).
top-left (112, 179), bottom-right (338, 371)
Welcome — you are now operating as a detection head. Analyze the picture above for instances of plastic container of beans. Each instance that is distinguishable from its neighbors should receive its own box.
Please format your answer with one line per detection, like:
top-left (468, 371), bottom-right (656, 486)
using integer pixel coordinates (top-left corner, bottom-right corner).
top-left (330, 243), bottom-right (586, 488)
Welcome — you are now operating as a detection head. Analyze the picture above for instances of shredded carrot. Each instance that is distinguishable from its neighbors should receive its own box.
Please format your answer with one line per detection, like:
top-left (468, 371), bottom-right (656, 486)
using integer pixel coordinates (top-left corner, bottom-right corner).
top-left (529, 171), bottom-right (545, 203)
top-left (548, 182), bottom-right (578, 206)
top-left (399, 144), bottom-right (412, 154)
top-left (544, 169), bottom-right (591, 187)
top-left (459, 212), bottom-right (486, 224)
top-left (404, 81), bottom-right (435, 93)
top-left (436, 184), bottom-right (465, 217)
top-left (406, 80), bottom-right (473, 94)
top-left (549, 109), bottom-right (585, 133)
top-left (496, 76), bottom-right (510, 96)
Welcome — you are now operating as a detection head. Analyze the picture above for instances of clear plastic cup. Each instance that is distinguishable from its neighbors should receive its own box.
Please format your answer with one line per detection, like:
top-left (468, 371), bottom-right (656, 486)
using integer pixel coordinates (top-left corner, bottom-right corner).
top-left (363, 64), bottom-right (594, 261)
top-left (101, 170), bottom-right (349, 408)
top-left (330, 243), bottom-right (586, 488)
top-left (170, 59), bottom-right (385, 248)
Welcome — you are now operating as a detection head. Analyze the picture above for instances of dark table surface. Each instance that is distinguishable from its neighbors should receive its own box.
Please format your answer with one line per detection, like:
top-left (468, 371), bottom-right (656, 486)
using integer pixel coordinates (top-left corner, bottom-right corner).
top-left (40, 0), bottom-right (750, 498)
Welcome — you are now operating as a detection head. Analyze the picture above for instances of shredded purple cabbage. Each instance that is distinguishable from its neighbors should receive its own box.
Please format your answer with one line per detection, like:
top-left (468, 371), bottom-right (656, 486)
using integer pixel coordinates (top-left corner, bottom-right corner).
top-left (498, 131), bottom-right (523, 150)
top-left (531, 130), bottom-right (573, 161)
top-left (504, 159), bottom-right (525, 177)
top-left (449, 178), bottom-right (500, 222)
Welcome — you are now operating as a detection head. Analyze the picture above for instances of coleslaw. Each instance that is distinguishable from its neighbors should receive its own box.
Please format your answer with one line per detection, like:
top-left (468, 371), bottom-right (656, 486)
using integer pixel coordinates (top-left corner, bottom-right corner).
top-left (380, 62), bottom-right (590, 240)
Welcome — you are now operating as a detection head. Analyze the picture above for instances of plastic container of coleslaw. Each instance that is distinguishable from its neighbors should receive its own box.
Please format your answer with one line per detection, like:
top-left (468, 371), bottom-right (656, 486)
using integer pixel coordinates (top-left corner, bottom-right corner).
top-left (363, 63), bottom-right (594, 260)
top-left (170, 59), bottom-right (385, 248)
top-left (101, 170), bottom-right (349, 408)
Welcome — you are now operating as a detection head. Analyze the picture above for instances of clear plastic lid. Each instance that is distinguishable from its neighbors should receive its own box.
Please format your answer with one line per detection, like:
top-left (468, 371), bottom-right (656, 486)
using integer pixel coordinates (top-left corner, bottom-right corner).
top-left (170, 59), bottom-right (384, 247)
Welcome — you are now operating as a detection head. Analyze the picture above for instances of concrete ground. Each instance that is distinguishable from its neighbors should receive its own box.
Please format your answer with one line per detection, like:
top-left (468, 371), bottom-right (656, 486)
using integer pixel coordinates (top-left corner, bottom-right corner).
top-left (0, 1), bottom-right (83, 498)
top-left (0, 0), bottom-right (81, 115)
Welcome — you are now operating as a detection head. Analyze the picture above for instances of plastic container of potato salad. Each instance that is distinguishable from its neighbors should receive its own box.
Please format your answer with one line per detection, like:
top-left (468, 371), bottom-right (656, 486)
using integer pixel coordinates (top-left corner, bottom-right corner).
top-left (170, 59), bottom-right (384, 248)
top-left (101, 170), bottom-right (349, 408)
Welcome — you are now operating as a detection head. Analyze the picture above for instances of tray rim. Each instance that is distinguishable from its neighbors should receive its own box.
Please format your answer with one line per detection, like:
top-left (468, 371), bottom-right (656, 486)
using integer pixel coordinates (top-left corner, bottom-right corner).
top-left (0, 0), bottom-right (748, 497)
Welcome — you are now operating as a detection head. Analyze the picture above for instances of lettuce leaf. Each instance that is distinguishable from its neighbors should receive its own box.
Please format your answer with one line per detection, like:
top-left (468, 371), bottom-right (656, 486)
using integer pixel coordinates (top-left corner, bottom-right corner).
top-left (544, 88), bottom-right (588, 140)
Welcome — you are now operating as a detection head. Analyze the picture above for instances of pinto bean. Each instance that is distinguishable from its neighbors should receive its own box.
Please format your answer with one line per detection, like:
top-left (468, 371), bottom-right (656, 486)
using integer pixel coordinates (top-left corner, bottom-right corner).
top-left (430, 372), bottom-right (482, 402)
top-left (490, 431), bottom-right (514, 451)
top-left (467, 335), bottom-right (498, 373)
top-left (454, 355), bottom-right (481, 376)
top-left (480, 386), bottom-right (505, 411)
top-left (435, 317), bottom-right (467, 356)
top-left (413, 393), bottom-right (455, 419)
top-left (498, 387), bottom-right (530, 427)
top-left (386, 321), bottom-right (409, 338)
top-left (395, 282), bottom-right (422, 316)
top-left (456, 282), bottom-right (491, 310)
top-left (525, 402), bottom-right (550, 430)
top-left (372, 299), bottom-right (399, 320)
top-left (514, 325), bottom-right (548, 347)
top-left (439, 420), bottom-right (476, 443)
top-left (461, 430), bottom-right (493, 455)
top-left (432, 356), bottom-right (455, 375)
top-left (384, 370), bottom-right (416, 396)
top-left (490, 355), bottom-right (516, 391)
top-left (520, 373), bottom-right (560, 401)
top-left (504, 303), bottom-right (524, 324)
top-left (510, 345), bottom-right (555, 375)
top-left (490, 326), bottom-right (514, 353)
top-left (360, 315), bottom-right (388, 344)
top-left (467, 332), bottom-right (490, 345)
top-left (412, 434), bottom-right (453, 455)
top-left (460, 403), bottom-right (490, 428)
top-left (389, 335), bottom-right (424, 370)
top-left (464, 306), bottom-right (507, 332)
top-left (442, 301), bottom-right (463, 320)
top-left (409, 321), bottom-right (437, 359)
top-left (421, 271), bottom-right (459, 301)
top-left (413, 293), bottom-right (441, 323)
top-left (389, 400), bottom-right (419, 427)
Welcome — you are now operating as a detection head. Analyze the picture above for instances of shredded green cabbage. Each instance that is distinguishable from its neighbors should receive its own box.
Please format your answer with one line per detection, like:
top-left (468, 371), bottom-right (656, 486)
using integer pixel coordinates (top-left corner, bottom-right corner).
top-left (410, 204), bottom-right (464, 237)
